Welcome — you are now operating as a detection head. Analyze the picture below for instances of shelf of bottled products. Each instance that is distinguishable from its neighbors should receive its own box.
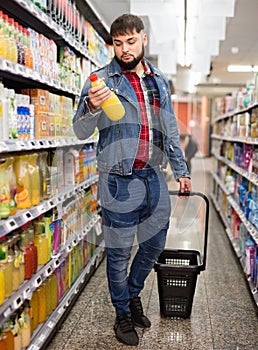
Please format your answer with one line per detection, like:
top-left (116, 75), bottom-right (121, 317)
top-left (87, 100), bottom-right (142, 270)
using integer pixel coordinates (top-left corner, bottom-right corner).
top-left (211, 92), bottom-right (258, 308)
top-left (0, 0), bottom-right (111, 348)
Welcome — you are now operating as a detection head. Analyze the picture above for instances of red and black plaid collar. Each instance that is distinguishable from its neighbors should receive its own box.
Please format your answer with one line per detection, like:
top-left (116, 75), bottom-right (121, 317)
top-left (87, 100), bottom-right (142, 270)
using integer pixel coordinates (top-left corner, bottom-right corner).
top-left (121, 59), bottom-right (154, 76)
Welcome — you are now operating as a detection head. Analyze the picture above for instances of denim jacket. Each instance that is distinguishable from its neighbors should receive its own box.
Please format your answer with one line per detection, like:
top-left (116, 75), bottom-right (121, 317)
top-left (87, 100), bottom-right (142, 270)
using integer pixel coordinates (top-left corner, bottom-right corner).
top-left (73, 57), bottom-right (190, 180)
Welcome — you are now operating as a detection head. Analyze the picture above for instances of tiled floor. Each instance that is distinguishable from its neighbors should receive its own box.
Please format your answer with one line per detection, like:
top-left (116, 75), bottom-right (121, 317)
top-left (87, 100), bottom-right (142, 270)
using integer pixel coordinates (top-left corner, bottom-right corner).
top-left (46, 158), bottom-right (258, 350)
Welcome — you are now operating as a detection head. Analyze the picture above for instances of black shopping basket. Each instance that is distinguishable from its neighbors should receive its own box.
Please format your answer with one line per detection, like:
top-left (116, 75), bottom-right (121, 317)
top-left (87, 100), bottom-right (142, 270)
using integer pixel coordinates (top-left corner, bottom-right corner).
top-left (154, 191), bottom-right (209, 318)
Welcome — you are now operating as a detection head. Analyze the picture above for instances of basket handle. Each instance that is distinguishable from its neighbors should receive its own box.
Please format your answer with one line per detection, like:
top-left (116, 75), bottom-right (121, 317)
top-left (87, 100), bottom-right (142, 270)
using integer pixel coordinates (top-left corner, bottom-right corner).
top-left (168, 191), bottom-right (209, 271)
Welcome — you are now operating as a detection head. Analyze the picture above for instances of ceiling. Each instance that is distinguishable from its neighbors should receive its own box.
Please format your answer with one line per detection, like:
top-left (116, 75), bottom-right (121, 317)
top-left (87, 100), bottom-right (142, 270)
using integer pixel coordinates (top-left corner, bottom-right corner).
top-left (86, 0), bottom-right (258, 96)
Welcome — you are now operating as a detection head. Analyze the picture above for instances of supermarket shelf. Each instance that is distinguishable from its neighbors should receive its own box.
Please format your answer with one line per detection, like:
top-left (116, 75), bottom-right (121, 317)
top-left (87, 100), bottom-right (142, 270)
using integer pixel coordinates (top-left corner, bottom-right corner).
top-left (209, 192), bottom-right (229, 229)
top-left (26, 243), bottom-right (105, 350)
top-left (0, 57), bottom-right (80, 97)
top-left (211, 172), bottom-right (258, 244)
top-left (0, 213), bottom-right (102, 325)
top-left (211, 151), bottom-right (258, 186)
top-left (210, 191), bottom-right (258, 308)
top-left (211, 133), bottom-right (258, 146)
top-left (0, 0), bottom-right (103, 67)
top-left (0, 135), bottom-right (98, 154)
top-left (210, 170), bottom-right (231, 196)
top-left (227, 196), bottom-right (258, 244)
top-left (0, 174), bottom-right (99, 237)
top-left (212, 101), bottom-right (258, 124)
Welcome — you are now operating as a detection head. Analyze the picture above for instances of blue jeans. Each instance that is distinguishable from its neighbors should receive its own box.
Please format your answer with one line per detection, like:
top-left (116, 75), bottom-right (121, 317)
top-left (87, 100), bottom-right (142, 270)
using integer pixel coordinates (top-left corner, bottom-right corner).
top-left (99, 166), bottom-right (171, 316)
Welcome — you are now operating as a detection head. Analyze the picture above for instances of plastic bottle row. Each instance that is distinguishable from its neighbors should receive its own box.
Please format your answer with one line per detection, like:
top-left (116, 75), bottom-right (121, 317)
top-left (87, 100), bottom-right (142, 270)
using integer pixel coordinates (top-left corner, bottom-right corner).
top-left (0, 8), bottom-right (85, 90)
top-left (0, 185), bottom-right (98, 307)
top-left (215, 186), bottom-right (258, 290)
top-left (214, 73), bottom-right (258, 116)
top-left (213, 107), bottom-right (258, 140)
top-left (215, 160), bottom-right (258, 229)
top-left (0, 144), bottom-right (97, 220)
top-left (0, 225), bottom-right (97, 350)
top-left (0, 82), bottom-right (76, 141)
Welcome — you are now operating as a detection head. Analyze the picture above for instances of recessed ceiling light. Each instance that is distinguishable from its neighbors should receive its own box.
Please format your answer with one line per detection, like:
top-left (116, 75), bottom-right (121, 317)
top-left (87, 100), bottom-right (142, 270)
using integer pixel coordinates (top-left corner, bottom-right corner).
top-left (231, 46), bottom-right (239, 54)
top-left (227, 65), bottom-right (258, 72)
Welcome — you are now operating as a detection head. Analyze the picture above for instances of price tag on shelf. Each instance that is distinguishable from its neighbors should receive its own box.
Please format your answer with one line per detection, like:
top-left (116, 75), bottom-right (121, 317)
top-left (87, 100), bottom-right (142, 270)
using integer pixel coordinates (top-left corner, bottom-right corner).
top-left (54, 259), bottom-right (60, 268)
top-left (66, 244), bottom-right (72, 253)
top-left (13, 295), bottom-right (23, 309)
top-left (16, 140), bottom-right (26, 150)
top-left (45, 266), bottom-right (53, 277)
top-left (5, 219), bottom-right (18, 232)
top-left (34, 276), bottom-right (42, 288)
top-left (23, 287), bottom-right (32, 300)
top-left (22, 211), bottom-right (33, 223)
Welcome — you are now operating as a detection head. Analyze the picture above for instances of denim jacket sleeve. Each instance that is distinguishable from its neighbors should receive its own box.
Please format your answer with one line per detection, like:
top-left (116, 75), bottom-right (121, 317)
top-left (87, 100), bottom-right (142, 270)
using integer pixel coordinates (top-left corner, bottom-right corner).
top-left (156, 73), bottom-right (190, 180)
top-left (73, 78), bottom-right (101, 140)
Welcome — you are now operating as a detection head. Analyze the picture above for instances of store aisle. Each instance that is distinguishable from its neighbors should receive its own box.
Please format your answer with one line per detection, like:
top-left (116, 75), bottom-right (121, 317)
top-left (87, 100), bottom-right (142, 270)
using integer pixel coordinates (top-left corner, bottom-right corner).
top-left (46, 157), bottom-right (258, 350)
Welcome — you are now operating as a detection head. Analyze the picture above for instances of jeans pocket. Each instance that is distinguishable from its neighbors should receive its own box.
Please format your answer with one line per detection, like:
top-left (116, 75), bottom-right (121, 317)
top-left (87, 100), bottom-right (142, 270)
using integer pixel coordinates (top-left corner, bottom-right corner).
top-left (99, 172), bottom-right (119, 208)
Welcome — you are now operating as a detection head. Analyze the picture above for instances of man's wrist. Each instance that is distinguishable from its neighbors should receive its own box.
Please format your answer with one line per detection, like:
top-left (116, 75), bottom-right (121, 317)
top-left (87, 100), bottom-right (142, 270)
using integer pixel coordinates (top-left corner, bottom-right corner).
top-left (84, 97), bottom-right (101, 116)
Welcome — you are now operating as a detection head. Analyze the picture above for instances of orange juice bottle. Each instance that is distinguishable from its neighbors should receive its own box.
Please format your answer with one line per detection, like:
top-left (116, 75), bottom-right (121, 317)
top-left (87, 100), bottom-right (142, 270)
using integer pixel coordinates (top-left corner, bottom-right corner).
top-left (2, 14), bottom-right (11, 61)
top-left (10, 313), bottom-right (22, 350)
top-left (37, 283), bottom-right (47, 323)
top-left (7, 18), bottom-right (17, 63)
top-left (28, 153), bottom-right (41, 206)
top-left (89, 73), bottom-right (125, 121)
top-left (19, 302), bottom-right (31, 348)
top-left (49, 272), bottom-right (57, 311)
top-left (30, 290), bottom-right (39, 333)
top-left (38, 152), bottom-right (51, 200)
top-left (7, 235), bottom-right (20, 292)
top-left (0, 239), bottom-right (13, 298)
top-left (2, 321), bottom-right (14, 350)
top-left (13, 154), bottom-right (31, 209)
top-left (5, 156), bottom-right (17, 216)
top-left (33, 220), bottom-right (49, 265)
top-left (0, 264), bottom-right (5, 305)
top-left (0, 158), bottom-right (10, 220)
top-left (0, 11), bottom-right (7, 60)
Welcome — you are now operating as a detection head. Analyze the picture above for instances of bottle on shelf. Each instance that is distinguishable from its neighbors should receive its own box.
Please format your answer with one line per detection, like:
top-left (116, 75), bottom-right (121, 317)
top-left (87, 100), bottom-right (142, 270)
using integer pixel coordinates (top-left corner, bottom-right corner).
top-left (33, 218), bottom-right (49, 265)
top-left (5, 156), bottom-right (17, 216)
top-left (38, 151), bottom-right (51, 200)
top-left (0, 264), bottom-right (5, 306)
top-left (2, 320), bottom-right (14, 350)
top-left (28, 152), bottom-right (41, 206)
top-left (29, 289), bottom-right (39, 333)
top-left (6, 235), bottom-right (20, 292)
top-left (28, 222), bottom-right (38, 275)
top-left (0, 11), bottom-right (8, 60)
top-left (10, 312), bottom-right (22, 350)
top-left (0, 84), bottom-right (9, 142)
top-left (13, 154), bottom-right (32, 209)
top-left (19, 226), bottom-right (33, 280)
top-left (0, 157), bottom-right (10, 220)
top-left (89, 73), bottom-right (125, 121)
top-left (19, 302), bottom-right (31, 348)
top-left (37, 282), bottom-right (47, 323)
top-left (0, 238), bottom-right (13, 298)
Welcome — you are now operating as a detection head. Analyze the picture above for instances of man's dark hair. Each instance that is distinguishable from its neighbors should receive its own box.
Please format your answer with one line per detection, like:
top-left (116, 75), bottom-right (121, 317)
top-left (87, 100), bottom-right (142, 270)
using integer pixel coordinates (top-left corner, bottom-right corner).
top-left (110, 14), bottom-right (144, 37)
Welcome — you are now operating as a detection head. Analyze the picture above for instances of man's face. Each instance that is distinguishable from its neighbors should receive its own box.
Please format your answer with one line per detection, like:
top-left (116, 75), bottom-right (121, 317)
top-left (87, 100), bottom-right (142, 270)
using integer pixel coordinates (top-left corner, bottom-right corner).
top-left (112, 30), bottom-right (147, 70)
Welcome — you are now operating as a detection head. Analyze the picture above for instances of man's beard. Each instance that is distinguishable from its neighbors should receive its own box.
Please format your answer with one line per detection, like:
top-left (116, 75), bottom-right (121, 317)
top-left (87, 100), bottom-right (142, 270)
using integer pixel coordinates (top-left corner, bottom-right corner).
top-left (115, 46), bottom-right (144, 71)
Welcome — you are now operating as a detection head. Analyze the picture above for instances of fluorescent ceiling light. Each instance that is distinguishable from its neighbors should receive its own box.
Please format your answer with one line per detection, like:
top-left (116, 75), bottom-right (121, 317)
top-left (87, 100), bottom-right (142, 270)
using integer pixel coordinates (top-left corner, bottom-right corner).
top-left (227, 65), bottom-right (258, 72)
top-left (198, 0), bottom-right (235, 17)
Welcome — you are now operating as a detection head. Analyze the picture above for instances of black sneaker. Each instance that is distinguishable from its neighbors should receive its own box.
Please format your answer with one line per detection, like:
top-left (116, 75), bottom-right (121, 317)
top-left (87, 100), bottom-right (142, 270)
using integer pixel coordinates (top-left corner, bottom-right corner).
top-left (130, 297), bottom-right (151, 328)
top-left (114, 312), bottom-right (139, 346)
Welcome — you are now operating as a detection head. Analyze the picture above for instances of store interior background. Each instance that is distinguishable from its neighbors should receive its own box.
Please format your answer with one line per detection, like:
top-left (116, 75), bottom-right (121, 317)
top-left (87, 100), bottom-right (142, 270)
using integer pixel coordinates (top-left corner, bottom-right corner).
top-left (84, 0), bottom-right (258, 157)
